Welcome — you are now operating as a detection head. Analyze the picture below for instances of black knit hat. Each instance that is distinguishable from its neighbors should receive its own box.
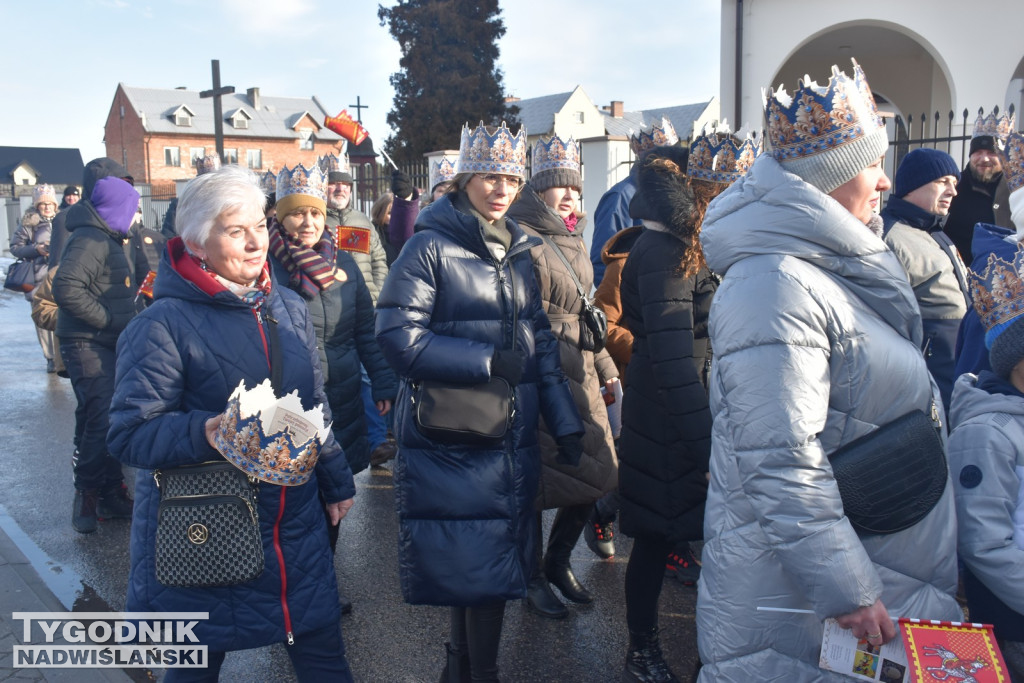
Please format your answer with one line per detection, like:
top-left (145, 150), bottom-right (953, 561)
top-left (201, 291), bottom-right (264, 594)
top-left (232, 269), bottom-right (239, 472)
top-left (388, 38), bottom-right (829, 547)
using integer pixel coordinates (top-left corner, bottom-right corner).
top-left (990, 317), bottom-right (1024, 378)
top-left (970, 136), bottom-right (998, 155)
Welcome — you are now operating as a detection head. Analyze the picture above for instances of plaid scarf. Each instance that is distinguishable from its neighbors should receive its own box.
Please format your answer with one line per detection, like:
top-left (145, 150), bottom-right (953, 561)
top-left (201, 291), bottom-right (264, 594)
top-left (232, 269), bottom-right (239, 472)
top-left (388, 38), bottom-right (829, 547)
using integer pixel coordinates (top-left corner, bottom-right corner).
top-left (268, 219), bottom-right (337, 299)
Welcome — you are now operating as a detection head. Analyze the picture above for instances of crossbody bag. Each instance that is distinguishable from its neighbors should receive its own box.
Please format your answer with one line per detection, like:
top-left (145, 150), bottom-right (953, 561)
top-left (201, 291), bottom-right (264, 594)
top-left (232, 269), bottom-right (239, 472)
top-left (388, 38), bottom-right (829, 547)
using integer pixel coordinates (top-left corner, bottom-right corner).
top-left (540, 236), bottom-right (608, 352)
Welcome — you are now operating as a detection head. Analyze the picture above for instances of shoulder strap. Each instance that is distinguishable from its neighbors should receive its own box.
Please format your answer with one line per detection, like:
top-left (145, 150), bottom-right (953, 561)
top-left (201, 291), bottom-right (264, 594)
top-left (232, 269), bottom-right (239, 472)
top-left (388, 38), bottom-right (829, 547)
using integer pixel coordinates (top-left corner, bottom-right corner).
top-left (540, 235), bottom-right (589, 302)
top-left (265, 310), bottom-right (284, 394)
top-left (928, 228), bottom-right (972, 309)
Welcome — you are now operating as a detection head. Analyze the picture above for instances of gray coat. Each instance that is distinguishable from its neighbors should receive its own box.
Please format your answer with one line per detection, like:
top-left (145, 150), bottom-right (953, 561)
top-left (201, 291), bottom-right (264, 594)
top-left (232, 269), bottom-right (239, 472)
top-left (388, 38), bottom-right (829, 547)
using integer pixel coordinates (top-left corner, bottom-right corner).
top-left (696, 155), bottom-right (962, 680)
top-left (326, 206), bottom-right (389, 304)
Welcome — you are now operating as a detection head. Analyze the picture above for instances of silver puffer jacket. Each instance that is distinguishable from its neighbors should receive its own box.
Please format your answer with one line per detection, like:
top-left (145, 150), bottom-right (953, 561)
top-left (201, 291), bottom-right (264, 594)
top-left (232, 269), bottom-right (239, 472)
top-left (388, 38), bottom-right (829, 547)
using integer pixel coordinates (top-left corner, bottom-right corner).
top-left (696, 155), bottom-right (962, 681)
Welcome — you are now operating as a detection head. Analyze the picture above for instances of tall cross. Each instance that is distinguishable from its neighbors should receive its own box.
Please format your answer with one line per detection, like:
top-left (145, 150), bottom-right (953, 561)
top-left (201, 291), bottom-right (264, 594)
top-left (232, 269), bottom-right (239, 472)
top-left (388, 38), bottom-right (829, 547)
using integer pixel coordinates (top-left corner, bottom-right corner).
top-left (200, 59), bottom-right (235, 161)
top-left (348, 96), bottom-right (368, 123)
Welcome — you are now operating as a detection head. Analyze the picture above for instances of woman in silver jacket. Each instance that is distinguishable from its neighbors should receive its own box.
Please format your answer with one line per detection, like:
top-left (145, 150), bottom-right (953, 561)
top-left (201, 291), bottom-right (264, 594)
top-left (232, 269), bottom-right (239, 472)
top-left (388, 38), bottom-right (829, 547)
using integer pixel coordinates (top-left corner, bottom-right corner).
top-left (695, 60), bottom-right (962, 680)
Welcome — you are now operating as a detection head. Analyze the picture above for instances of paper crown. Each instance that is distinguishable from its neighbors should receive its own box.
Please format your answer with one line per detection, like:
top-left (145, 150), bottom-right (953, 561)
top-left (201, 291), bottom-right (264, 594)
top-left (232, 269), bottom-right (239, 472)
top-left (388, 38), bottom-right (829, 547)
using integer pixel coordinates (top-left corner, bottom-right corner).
top-left (317, 153), bottom-right (350, 176)
top-left (1005, 131), bottom-right (1024, 195)
top-left (973, 110), bottom-right (1015, 146)
top-left (195, 154), bottom-right (222, 176)
top-left (532, 135), bottom-right (581, 174)
top-left (213, 379), bottom-right (332, 486)
top-left (630, 117), bottom-right (679, 156)
top-left (259, 169), bottom-right (277, 194)
top-left (763, 59), bottom-right (885, 164)
top-left (32, 184), bottom-right (56, 206)
top-left (968, 247), bottom-right (1024, 347)
top-left (429, 155), bottom-right (458, 191)
top-left (324, 110), bottom-right (369, 146)
top-left (276, 163), bottom-right (328, 203)
top-left (686, 121), bottom-right (762, 184)
top-left (458, 121), bottom-right (528, 176)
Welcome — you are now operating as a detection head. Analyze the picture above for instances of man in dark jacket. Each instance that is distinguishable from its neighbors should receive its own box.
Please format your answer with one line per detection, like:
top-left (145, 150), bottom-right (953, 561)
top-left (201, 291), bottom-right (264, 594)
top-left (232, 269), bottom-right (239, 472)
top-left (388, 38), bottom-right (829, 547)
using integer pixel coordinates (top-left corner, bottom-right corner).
top-left (944, 127), bottom-right (1013, 264)
top-left (53, 169), bottom-right (142, 533)
top-left (882, 148), bottom-right (970, 413)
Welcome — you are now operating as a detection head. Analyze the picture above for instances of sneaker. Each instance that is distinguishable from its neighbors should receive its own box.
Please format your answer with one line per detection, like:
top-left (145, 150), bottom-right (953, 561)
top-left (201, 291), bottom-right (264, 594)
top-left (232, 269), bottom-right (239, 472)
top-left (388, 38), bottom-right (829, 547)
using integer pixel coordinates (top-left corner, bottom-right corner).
top-left (369, 437), bottom-right (398, 467)
top-left (97, 484), bottom-right (134, 520)
top-left (665, 544), bottom-right (701, 586)
top-left (583, 511), bottom-right (615, 559)
top-left (72, 489), bottom-right (99, 534)
top-left (46, 358), bottom-right (56, 373)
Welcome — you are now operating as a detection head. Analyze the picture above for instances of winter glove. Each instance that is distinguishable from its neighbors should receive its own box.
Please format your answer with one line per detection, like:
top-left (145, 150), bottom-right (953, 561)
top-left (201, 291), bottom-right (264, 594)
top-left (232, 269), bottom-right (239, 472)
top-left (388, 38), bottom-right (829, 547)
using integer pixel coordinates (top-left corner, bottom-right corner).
top-left (490, 349), bottom-right (525, 387)
top-left (555, 433), bottom-right (584, 466)
top-left (391, 170), bottom-right (414, 200)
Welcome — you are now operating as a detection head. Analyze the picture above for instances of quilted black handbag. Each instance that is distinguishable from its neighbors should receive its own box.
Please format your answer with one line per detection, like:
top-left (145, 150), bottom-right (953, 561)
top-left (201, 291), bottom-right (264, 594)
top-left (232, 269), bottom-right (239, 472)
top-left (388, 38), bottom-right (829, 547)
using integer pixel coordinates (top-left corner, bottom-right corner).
top-left (3, 258), bottom-right (36, 293)
top-left (413, 377), bottom-right (515, 445)
top-left (828, 407), bottom-right (947, 536)
top-left (153, 460), bottom-right (263, 587)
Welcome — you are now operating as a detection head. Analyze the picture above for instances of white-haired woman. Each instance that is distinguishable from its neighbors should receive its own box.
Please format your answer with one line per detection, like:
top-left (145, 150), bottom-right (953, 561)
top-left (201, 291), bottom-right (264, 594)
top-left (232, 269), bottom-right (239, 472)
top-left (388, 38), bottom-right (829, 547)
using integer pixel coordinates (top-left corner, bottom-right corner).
top-left (108, 165), bottom-right (356, 682)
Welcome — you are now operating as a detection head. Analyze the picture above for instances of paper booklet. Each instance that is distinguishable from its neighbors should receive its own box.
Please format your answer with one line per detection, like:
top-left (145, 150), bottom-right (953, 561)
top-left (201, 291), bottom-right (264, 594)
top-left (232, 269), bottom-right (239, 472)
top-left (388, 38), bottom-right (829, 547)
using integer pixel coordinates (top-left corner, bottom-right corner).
top-left (820, 618), bottom-right (910, 682)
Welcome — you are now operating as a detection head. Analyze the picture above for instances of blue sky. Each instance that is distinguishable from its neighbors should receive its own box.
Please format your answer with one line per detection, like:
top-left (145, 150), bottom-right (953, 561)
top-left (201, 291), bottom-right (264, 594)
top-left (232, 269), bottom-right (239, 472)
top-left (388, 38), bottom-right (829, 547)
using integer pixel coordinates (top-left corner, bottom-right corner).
top-left (1, 0), bottom-right (720, 164)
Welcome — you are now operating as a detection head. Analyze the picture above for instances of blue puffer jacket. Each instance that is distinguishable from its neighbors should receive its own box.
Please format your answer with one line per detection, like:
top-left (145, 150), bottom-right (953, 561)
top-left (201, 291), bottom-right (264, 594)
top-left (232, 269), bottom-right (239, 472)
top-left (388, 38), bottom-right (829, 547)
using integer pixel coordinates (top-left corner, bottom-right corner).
top-left (375, 194), bottom-right (583, 607)
top-left (108, 238), bottom-right (355, 652)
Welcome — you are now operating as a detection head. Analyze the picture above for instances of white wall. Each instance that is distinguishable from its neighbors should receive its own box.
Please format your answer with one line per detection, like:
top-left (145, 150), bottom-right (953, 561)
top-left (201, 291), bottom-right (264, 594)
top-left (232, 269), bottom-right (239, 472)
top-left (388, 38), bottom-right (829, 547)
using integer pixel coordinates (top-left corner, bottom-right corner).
top-left (579, 137), bottom-right (634, 257)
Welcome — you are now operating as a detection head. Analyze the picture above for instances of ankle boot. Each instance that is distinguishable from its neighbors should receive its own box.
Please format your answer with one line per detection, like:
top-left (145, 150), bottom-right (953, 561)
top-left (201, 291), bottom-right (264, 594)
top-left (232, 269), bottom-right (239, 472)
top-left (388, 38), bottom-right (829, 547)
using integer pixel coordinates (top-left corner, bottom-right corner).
top-left (622, 628), bottom-right (680, 683)
top-left (526, 576), bottom-right (567, 619)
top-left (544, 505), bottom-right (593, 604)
top-left (72, 489), bottom-right (99, 534)
top-left (439, 641), bottom-right (471, 683)
top-left (97, 483), bottom-right (134, 520)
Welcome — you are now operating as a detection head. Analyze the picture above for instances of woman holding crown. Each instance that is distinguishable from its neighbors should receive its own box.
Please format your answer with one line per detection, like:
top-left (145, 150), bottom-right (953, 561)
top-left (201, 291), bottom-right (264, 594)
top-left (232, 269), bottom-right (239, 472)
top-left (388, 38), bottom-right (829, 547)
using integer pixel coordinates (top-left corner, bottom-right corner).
top-left (108, 165), bottom-right (357, 681)
top-left (505, 134), bottom-right (619, 620)
top-left (695, 60), bottom-right (962, 679)
top-left (376, 121), bottom-right (584, 682)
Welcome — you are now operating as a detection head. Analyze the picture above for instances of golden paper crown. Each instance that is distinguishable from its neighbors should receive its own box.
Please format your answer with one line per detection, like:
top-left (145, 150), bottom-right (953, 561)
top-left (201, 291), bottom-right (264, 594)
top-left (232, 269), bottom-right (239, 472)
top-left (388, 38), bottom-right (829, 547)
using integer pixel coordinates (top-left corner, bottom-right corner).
top-left (195, 154), bottom-right (222, 176)
top-left (973, 110), bottom-right (1016, 147)
top-left (686, 121), bottom-right (762, 184)
top-left (429, 156), bottom-right (458, 191)
top-left (1005, 131), bottom-right (1024, 195)
top-left (458, 121), bottom-right (527, 176)
top-left (630, 117), bottom-right (679, 156)
top-left (968, 247), bottom-right (1024, 349)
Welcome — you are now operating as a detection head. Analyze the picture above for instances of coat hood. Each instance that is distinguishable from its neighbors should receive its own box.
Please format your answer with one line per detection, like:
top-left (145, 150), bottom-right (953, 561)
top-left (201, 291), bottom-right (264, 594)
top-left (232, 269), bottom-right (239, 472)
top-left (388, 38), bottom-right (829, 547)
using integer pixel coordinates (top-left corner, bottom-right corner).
top-left (600, 225), bottom-right (643, 266)
top-left (701, 153), bottom-right (923, 345)
top-left (82, 157), bottom-right (131, 199)
top-left (414, 194), bottom-right (539, 261)
top-left (628, 146), bottom-right (703, 247)
top-left (506, 185), bottom-right (580, 238)
top-left (950, 371), bottom-right (1024, 430)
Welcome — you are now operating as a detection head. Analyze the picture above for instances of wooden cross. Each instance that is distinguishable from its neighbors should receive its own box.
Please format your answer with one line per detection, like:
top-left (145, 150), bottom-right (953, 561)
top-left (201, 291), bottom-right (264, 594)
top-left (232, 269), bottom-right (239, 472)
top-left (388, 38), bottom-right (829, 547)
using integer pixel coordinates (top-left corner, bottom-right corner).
top-left (348, 96), bottom-right (368, 123)
top-left (200, 59), bottom-right (235, 161)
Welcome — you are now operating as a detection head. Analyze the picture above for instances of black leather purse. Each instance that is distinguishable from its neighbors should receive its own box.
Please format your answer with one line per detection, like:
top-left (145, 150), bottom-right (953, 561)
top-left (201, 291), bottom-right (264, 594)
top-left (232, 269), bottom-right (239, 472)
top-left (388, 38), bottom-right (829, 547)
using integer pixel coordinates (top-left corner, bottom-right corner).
top-left (541, 236), bottom-right (608, 352)
top-left (828, 407), bottom-right (947, 536)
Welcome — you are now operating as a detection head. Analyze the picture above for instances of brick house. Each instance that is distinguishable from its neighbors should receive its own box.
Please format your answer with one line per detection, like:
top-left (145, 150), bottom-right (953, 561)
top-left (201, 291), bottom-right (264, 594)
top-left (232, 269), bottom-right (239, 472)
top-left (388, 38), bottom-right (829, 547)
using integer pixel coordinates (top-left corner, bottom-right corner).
top-left (104, 83), bottom-right (346, 198)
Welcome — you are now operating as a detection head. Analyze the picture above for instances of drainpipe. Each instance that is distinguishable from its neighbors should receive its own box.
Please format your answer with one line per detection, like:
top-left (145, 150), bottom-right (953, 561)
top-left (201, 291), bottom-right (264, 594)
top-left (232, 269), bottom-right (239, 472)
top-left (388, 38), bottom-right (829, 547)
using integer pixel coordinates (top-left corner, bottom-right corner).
top-left (734, 0), bottom-right (744, 126)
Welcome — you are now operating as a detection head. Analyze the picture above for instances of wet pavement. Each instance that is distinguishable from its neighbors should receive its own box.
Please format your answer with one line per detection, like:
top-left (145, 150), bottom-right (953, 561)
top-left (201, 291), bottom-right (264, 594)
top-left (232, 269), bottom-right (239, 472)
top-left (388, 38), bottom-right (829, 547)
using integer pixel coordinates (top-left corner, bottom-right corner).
top-left (0, 277), bottom-right (701, 682)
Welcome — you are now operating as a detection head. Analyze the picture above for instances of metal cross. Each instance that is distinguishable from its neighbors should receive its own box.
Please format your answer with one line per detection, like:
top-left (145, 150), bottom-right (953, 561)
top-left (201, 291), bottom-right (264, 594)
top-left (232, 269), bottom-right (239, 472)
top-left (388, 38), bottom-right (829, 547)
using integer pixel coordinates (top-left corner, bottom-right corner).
top-left (348, 96), bottom-right (368, 123)
top-left (200, 59), bottom-right (236, 161)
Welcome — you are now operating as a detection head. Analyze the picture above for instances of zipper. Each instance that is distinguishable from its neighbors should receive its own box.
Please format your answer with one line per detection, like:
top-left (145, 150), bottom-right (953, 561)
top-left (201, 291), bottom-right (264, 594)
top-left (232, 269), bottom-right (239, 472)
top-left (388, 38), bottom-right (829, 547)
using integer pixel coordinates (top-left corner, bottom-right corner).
top-left (272, 486), bottom-right (294, 644)
top-left (252, 309), bottom-right (271, 373)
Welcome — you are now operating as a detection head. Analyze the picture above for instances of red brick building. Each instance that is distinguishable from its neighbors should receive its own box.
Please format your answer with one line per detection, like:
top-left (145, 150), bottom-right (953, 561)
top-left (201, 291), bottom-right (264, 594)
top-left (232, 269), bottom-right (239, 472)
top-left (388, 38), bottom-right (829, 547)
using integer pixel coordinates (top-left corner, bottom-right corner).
top-left (104, 84), bottom-right (346, 198)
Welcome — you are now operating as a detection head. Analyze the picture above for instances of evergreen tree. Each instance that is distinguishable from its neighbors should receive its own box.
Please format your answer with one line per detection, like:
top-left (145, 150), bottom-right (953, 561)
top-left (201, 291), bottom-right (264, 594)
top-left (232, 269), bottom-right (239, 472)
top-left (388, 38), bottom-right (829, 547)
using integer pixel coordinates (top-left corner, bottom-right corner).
top-left (378, 0), bottom-right (519, 162)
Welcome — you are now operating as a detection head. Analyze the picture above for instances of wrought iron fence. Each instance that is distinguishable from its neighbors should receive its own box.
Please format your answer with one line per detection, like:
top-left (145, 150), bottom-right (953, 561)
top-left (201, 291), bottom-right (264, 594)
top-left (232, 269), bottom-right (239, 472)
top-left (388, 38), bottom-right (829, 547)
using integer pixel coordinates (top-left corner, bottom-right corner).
top-left (889, 103), bottom-right (1017, 171)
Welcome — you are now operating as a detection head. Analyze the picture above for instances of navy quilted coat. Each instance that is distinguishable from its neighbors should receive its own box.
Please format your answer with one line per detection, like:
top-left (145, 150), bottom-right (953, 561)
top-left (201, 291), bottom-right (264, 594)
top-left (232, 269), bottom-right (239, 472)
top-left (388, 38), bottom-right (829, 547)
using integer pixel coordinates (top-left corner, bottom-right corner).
top-left (270, 248), bottom-right (397, 474)
top-left (375, 195), bottom-right (583, 606)
top-left (108, 238), bottom-right (355, 652)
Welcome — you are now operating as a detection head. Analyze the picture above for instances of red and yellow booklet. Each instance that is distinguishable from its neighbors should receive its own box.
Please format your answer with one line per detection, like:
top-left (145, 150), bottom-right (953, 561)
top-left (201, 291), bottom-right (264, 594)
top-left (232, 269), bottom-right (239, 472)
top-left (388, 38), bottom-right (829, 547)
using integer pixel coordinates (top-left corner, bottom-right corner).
top-left (899, 618), bottom-right (1009, 682)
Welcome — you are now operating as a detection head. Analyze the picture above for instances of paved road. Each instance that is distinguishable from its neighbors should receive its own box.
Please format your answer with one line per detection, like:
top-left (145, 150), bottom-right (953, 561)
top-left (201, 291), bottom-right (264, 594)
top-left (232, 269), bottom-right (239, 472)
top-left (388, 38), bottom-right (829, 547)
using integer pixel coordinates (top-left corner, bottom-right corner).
top-left (0, 283), bottom-right (701, 682)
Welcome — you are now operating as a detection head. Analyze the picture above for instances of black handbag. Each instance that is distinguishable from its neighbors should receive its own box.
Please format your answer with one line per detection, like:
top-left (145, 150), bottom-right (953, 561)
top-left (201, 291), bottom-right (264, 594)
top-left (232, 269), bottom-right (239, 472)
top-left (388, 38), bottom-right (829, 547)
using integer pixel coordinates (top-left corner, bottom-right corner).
top-left (3, 258), bottom-right (36, 293)
top-left (828, 407), bottom-right (947, 536)
top-left (153, 461), bottom-right (263, 587)
top-left (413, 377), bottom-right (515, 444)
top-left (540, 236), bottom-right (607, 352)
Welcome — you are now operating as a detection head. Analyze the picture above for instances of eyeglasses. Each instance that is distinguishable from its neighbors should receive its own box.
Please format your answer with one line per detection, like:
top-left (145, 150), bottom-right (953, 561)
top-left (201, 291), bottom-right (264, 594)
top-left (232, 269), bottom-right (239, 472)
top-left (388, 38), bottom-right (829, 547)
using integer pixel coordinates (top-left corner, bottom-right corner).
top-left (475, 174), bottom-right (524, 190)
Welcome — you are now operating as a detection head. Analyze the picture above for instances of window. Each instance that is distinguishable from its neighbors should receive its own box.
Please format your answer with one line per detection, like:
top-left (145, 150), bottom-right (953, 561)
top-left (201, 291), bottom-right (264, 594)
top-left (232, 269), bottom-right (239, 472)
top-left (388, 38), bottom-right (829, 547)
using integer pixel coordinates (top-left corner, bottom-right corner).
top-left (299, 129), bottom-right (314, 151)
top-left (246, 149), bottom-right (262, 169)
top-left (231, 111), bottom-right (250, 130)
top-left (223, 148), bottom-right (238, 164)
top-left (164, 147), bottom-right (180, 167)
top-left (190, 148), bottom-right (206, 166)
top-left (174, 112), bottom-right (192, 126)
top-left (574, 111), bottom-right (585, 123)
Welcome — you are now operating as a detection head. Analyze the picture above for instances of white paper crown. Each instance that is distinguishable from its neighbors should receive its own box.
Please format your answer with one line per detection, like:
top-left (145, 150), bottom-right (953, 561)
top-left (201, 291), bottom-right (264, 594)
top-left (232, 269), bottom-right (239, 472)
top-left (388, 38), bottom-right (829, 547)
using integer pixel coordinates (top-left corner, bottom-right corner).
top-left (195, 154), bottom-right (222, 176)
top-left (429, 156), bottom-right (458, 191)
top-left (317, 153), bottom-right (350, 175)
top-left (686, 120), bottom-right (762, 184)
top-left (763, 58), bottom-right (885, 164)
top-left (259, 169), bottom-right (277, 194)
top-left (1005, 131), bottom-right (1024, 195)
top-left (214, 379), bottom-right (332, 486)
top-left (276, 163), bottom-right (328, 204)
top-left (973, 110), bottom-right (1016, 148)
top-left (630, 117), bottom-right (679, 156)
top-left (458, 121), bottom-right (527, 176)
top-left (532, 135), bottom-right (581, 174)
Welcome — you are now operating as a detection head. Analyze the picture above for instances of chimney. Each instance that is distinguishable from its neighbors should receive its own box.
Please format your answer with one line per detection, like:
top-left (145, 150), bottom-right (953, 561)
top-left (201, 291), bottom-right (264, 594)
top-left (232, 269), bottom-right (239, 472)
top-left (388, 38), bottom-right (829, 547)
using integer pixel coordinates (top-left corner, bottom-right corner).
top-left (247, 87), bottom-right (261, 109)
top-left (610, 101), bottom-right (624, 118)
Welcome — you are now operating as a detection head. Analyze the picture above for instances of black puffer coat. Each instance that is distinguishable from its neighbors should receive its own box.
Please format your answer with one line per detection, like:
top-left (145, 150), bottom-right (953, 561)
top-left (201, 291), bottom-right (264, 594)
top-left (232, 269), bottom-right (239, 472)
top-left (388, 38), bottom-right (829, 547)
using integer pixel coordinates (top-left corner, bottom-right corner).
top-left (52, 201), bottom-right (138, 348)
top-left (509, 187), bottom-right (618, 510)
top-left (618, 215), bottom-right (716, 544)
top-left (271, 249), bottom-right (397, 474)
top-left (375, 194), bottom-right (583, 606)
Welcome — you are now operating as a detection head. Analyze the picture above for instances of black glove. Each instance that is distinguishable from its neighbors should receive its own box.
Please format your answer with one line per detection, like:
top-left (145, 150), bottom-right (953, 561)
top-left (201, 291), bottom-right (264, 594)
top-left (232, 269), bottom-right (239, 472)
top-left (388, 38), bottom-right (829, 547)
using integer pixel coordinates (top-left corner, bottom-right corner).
top-left (490, 349), bottom-right (525, 387)
top-left (555, 434), bottom-right (584, 466)
top-left (391, 170), bottom-right (414, 199)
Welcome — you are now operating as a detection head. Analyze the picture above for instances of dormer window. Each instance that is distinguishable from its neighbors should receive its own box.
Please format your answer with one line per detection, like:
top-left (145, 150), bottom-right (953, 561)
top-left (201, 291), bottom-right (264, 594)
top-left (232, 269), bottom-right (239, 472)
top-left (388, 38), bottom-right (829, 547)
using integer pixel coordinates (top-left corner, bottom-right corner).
top-left (228, 108), bottom-right (252, 130)
top-left (171, 105), bottom-right (195, 127)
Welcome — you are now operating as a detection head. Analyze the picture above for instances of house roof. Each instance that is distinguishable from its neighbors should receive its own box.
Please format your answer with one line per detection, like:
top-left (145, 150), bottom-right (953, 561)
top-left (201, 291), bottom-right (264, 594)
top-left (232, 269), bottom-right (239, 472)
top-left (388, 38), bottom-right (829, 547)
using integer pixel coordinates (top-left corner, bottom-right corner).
top-left (117, 84), bottom-right (343, 141)
top-left (602, 101), bottom-right (713, 140)
top-left (507, 91), bottom-right (574, 136)
top-left (0, 146), bottom-right (85, 185)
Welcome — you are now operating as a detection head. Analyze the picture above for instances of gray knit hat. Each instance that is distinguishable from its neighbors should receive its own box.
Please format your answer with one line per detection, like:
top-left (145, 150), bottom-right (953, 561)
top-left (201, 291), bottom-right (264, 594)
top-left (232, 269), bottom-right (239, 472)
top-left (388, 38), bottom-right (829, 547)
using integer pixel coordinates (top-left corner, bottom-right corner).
top-left (764, 59), bottom-right (889, 194)
top-left (530, 167), bottom-right (582, 193)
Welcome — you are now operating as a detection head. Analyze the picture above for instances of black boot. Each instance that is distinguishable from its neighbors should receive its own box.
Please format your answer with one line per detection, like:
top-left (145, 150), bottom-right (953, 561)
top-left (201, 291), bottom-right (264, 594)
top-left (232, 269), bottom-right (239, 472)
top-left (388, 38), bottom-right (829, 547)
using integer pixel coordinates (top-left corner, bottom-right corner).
top-left (623, 628), bottom-right (680, 683)
top-left (97, 483), bottom-right (133, 520)
top-left (72, 489), bottom-right (99, 534)
top-left (439, 641), bottom-right (471, 683)
top-left (544, 505), bottom-right (593, 604)
top-left (526, 576), bottom-right (567, 619)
